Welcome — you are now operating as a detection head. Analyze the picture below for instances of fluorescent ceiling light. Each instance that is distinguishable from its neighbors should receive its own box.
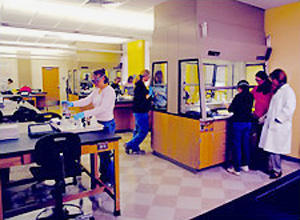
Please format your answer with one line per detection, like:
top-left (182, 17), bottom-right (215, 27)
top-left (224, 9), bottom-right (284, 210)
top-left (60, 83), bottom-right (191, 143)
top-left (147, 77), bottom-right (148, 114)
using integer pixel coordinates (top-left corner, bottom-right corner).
top-left (1, 0), bottom-right (154, 31)
top-left (0, 53), bottom-right (74, 60)
top-left (0, 26), bottom-right (130, 44)
top-left (0, 40), bottom-right (75, 50)
top-left (0, 40), bottom-right (123, 55)
top-left (0, 45), bottom-right (75, 56)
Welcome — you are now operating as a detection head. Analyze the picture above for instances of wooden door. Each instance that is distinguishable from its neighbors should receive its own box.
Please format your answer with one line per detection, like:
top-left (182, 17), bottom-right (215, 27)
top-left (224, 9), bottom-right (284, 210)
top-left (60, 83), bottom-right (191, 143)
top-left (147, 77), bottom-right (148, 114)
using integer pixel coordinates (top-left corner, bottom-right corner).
top-left (42, 67), bottom-right (60, 104)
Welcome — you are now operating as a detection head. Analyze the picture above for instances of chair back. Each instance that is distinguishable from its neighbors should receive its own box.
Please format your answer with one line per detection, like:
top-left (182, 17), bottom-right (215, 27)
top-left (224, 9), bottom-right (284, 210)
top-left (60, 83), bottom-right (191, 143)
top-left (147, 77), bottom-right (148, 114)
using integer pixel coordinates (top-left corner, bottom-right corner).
top-left (34, 133), bottom-right (81, 180)
top-left (12, 106), bottom-right (38, 122)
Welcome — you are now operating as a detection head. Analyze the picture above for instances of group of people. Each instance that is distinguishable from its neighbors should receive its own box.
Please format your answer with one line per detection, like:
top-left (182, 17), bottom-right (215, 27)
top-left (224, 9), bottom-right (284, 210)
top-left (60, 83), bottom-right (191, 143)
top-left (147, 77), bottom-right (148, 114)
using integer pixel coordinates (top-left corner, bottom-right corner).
top-left (62, 67), bottom-right (296, 184)
top-left (110, 76), bottom-right (135, 98)
top-left (226, 69), bottom-right (296, 179)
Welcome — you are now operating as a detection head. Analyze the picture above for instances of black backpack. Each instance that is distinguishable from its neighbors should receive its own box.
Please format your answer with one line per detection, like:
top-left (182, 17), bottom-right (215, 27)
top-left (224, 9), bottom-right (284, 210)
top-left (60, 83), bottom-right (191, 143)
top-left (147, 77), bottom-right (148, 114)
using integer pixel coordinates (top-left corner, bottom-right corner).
top-left (12, 106), bottom-right (38, 122)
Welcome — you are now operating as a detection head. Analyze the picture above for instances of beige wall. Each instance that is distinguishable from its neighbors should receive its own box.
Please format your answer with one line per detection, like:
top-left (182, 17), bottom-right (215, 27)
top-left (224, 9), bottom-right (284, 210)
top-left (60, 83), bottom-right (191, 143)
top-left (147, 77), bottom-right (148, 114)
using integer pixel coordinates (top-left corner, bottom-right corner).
top-left (76, 42), bottom-right (122, 71)
top-left (1, 42), bottom-right (122, 101)
top-left (152, 0), bottom-right (198, 113)
top-left (265, 2), bottom-right (300, 158)
top-left (0, 58), bottom-right (18, 89)
top-left (18, 58), bottom-right (32, 88)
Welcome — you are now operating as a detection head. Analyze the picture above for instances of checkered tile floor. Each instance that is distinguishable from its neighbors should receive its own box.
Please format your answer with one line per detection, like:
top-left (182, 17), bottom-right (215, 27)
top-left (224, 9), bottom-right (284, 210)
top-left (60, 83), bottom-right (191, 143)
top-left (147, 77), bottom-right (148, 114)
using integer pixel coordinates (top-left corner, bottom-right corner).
top-left (7, 132), bottom-right (300, 220)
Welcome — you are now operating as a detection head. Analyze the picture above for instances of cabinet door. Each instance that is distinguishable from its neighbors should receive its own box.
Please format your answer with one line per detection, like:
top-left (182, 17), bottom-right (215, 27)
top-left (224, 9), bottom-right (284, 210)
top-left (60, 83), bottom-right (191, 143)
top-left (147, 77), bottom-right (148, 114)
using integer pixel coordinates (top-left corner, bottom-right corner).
top-left (199, 131), bottom-right (213, 169)
top-left (199, 123), bottom-right (226, 169)
top-left (212, 131), bottom-right (226, 165)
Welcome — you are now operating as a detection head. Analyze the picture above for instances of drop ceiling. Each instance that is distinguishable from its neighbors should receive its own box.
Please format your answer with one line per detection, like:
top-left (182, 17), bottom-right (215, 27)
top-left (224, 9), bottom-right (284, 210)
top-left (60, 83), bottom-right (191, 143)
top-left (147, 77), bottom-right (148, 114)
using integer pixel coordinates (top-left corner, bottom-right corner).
top-left (0, 0), bottom-right (298, 58)
top-left (236, 0), bottom-right (298, 9)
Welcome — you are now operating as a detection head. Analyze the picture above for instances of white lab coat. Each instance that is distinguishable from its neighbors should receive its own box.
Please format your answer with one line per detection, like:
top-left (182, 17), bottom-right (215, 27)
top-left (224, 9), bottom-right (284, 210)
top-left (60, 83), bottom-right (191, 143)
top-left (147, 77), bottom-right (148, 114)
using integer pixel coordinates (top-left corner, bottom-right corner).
top-left (259, 84), bottom-right (296, 154)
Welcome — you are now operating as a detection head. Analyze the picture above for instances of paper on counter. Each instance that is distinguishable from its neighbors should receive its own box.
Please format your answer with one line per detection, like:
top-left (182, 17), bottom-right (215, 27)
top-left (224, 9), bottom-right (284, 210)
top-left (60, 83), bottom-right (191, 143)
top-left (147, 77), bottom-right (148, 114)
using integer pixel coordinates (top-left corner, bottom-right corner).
top-left (0, 124), bottom-right (20, 141)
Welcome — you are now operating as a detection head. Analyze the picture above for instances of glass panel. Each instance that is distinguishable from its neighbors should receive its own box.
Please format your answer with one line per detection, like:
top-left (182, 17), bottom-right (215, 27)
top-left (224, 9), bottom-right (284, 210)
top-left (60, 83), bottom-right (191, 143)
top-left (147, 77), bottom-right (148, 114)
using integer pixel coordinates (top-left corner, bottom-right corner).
top-left (73, 69), bottom-right (79, 94)
top-left (215, 66), bottom-right (227, 87)
top-left (179, 59), bottom-right (201, 118)
top-left (67, 70), bottom-right (72, 94)
top-left (152, 62), bottom-right (168, 111)
top-left (246, 64), bottom-right (265, 85)
top-left (203, 64), bottom-right (214, 86)
top-left (79, 70), bottom-right (93, 95)
top-left (203, 59), bottom-right (265, 118)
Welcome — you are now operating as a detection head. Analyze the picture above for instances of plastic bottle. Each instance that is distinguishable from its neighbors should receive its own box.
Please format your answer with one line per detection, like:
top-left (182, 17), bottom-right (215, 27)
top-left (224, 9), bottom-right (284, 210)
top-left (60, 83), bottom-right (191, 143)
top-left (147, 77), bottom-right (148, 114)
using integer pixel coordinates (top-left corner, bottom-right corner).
top-left (62, 102), bottom-right (71, 119)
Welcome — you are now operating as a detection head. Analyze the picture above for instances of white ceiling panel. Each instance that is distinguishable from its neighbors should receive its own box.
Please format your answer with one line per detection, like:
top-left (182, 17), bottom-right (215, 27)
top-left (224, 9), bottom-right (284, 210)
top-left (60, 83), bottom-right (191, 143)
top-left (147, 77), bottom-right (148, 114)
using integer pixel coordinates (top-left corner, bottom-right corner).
top-left (0, 34), bottom-right (19, 41)
top-left (76, 22), bottom-right (112, 34)
top-left (0, 0), bottom-right (297, 58)
top-left (1, 8), bottom-right (35, 25)
top-left (54, 39), bottom-right (75, 45)
top-left (116, 0), bottom-right (166, 12)
top-left (30, 13), bottom-right (65, 27)
top-left (35, 37), bottom-right (59, 44)
top-left (55, 17), bottom-right (86, 31)
top-left (43, 0), bottom-right (86, 6)
top-left (18, 35), bottom-right (41, 42)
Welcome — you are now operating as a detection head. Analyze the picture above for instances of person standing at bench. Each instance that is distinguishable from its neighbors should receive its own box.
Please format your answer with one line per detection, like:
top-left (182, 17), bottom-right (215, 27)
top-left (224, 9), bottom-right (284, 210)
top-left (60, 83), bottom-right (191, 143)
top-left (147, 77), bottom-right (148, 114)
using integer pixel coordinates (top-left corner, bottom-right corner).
top-left (62, 68), bottom-right (116, 185)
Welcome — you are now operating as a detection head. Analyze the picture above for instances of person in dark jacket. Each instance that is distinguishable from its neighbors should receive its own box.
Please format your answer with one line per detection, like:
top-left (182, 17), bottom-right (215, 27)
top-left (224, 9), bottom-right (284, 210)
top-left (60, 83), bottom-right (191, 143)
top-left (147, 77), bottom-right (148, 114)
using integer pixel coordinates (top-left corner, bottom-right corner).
top-left (125, 69), bottom-right (152, 154)
top-left (111, 76), bottom-right (123, 98)
top-left (226, 80), bottom-right (254, 176)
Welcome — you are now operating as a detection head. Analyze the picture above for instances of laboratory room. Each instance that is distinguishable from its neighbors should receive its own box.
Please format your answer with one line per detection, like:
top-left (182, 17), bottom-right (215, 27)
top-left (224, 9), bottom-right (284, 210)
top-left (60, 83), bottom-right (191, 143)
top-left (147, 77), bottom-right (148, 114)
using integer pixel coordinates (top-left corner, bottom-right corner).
top-left (0, 0), bottom-right (299, 219)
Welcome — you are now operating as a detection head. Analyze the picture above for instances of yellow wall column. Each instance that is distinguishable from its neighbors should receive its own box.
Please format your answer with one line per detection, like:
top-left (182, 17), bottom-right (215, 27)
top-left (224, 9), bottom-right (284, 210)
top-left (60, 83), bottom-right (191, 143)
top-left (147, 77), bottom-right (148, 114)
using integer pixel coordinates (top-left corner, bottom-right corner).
top-left (265, 2), bottom-right (300, 158)
top-left (127, 40), bottom-right (145, 78)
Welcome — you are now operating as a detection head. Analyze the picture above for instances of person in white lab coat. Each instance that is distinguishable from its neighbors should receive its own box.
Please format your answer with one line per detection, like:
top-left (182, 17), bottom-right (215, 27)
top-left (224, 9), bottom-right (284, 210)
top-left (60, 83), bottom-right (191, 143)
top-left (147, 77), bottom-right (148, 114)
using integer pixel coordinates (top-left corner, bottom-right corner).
top-left (259, 69), bottom-right (296, 179)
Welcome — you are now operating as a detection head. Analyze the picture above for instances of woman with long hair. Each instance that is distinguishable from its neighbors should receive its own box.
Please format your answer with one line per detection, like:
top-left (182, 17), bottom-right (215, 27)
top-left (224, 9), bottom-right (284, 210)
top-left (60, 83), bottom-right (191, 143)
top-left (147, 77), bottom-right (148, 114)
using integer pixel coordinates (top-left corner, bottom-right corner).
top-left (250, 71), bottom-right (273, 170)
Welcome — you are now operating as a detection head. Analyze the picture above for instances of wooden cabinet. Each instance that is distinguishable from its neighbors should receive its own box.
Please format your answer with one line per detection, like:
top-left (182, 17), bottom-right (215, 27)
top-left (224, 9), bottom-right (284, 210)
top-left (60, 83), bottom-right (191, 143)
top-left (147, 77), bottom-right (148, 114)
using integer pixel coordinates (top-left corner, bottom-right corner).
top-left (151, 111), bottom-right (226, 171)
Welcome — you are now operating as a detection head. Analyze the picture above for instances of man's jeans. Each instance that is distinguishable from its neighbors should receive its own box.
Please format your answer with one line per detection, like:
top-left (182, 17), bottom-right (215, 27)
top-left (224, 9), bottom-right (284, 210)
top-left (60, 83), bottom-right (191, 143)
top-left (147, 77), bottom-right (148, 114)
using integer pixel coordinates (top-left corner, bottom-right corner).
top-left (127, 112), bottom-right (149, 151)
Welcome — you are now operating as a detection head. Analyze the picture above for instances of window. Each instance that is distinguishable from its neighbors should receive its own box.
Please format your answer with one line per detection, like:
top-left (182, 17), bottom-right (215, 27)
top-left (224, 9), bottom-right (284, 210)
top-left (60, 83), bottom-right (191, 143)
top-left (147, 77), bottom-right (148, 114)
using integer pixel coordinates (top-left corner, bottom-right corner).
top-left (152, 61), bottom-right (168, 111)
top-left (178, 59), bottom-right (201, 118)
top-left (246, 63), bottom-right (265, 85)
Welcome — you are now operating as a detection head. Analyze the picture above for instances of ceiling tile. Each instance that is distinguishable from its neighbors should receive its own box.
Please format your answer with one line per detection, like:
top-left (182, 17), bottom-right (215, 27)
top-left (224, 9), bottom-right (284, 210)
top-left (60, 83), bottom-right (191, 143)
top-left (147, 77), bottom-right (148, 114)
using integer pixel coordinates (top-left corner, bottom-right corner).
top-left (18, 35), bottom-right (41, 42)
top-left (117, 0), bottom-right (165, 12)
top-left (0, 34), bottom-right (19, 41)
top-left (236, 0), bottom-right (299, 9)
top-left (43, 0), bottom-right (87, 7)
top-left (54, 39), bottom-right (74, 45)
top-left (77, 22), bottom-right (110, 34)
top-left (35, 37), bottom-right (59, 44)
top-left (1, 8), bottom-right (35, 25)
top-left (30, 11), bottom-right (65, 27)
top-left (55, 17), bottom-right (86, 31)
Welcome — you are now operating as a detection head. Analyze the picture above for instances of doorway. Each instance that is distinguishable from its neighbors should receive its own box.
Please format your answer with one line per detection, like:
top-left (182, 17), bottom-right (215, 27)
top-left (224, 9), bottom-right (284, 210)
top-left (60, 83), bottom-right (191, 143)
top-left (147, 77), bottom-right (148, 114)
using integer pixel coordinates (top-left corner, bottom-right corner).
top-left (42, 67), bottom-right (60, 106)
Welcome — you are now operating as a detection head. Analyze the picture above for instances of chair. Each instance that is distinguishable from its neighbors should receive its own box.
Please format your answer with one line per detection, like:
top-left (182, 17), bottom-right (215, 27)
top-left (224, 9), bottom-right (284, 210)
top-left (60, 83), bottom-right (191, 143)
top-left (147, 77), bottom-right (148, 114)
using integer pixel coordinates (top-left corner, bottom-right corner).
top-left (12, 106), bottom-right (38, 122)
top-left (35, 112), bottom-right (62, 123)
top-left (9, 95), bottom-right (23, 103)
top-left (30, 133), bottom-right (83, 220)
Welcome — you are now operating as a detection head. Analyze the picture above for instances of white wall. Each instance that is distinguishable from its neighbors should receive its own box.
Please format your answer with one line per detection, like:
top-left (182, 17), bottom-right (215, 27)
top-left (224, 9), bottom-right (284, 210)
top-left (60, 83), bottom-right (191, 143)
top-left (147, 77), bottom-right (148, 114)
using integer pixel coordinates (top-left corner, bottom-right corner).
top-left (0, 58), bottom-right (19, 89)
